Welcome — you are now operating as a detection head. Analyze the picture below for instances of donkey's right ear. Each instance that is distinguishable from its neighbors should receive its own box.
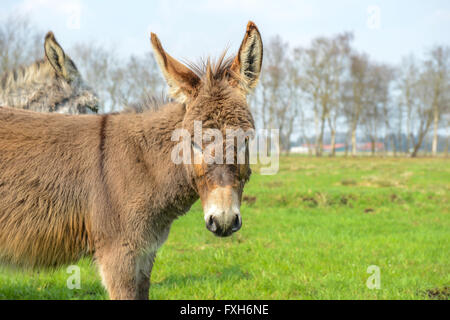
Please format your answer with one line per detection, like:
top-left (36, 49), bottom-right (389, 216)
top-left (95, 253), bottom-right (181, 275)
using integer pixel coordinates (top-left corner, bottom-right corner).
top-left (151, 33), bottom-right (201, 104)
top-left (44, 31), bottom-right (80, 82)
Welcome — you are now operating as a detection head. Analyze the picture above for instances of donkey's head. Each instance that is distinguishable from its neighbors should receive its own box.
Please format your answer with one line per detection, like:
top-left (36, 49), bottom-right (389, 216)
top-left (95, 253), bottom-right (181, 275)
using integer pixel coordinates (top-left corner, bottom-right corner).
top-left (43, 32), bottom-right (99, 113)
top-left (151, 22), bottom-right (262, 237)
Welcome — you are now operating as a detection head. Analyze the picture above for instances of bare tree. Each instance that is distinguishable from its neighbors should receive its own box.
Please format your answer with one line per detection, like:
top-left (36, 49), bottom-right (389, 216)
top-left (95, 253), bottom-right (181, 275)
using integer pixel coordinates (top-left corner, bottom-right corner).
top-left (298, 105), bottom-right (314, 155)
top-left (296, 46), bottom-right (321, 155)
top-left (379, 64), bottom-right (396, 156)
top-left (0, 14), bottom-right (41, 74)
top-left (71, 43), bottom-right (117, 112)
top-left (119, 53), bottom-right (164, 106)
top-left (344, 53), bottom-right (371, 156)
top-left (361, 62), bottom-right (395, 155)
top-left (397, 55), bottom-right (419, 153)
top-left (410, 46), bottom-right (449, 157)
top-left (410, 66), bottom-right (435, 157)
top-left (297, 33), bottom-right (352, 156)
top-left (327, 33), bottom-right (353, 156)
top-left (428, 46), bottom-right (449, 156)
top-left (256, 36), bottom-right (299, 152)
top-left (299, 38), bottom-right (330, 156)
top-left (72, 43), bottom-right (164, 113)
top-left (361, 65), bottom-right (381, 156)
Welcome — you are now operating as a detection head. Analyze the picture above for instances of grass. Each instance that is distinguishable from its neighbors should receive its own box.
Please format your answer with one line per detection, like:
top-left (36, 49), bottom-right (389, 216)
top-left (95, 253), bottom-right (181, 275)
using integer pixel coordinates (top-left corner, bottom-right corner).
top-left (0, 156), bottom-right (449, 300)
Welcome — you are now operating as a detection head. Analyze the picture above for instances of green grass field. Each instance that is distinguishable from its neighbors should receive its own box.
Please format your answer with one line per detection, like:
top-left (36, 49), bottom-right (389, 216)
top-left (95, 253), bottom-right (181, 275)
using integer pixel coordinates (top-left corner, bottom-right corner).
top-left (0, 156), bottom-right (448, 300)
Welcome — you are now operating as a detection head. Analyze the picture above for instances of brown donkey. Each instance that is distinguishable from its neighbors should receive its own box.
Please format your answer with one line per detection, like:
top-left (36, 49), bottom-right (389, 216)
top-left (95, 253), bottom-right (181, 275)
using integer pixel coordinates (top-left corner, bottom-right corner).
top-left (0, 32), bottom-right (99, 114)
top-left (0, 22), bottom-right (262, 299)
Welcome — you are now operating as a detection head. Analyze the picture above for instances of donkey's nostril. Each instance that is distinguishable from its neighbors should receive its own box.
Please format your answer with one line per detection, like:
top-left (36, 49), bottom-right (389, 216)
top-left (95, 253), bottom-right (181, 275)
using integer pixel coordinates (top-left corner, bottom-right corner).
top-left (232, 214), bottom-right (242, 232)
top-left (206, 215), bottom-right (217, 232)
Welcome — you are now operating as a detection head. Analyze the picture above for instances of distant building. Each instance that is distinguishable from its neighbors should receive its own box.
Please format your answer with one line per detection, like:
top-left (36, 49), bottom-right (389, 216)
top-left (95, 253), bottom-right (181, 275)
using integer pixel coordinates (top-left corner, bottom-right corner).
top-left (323, 143), bottom-right (346, 152)
top-left (290, 146), bottom-right (310, 154)
top-left (289, 142), bottom-right (385, 154)
top-left (357, 142), bottom-right (385, 152)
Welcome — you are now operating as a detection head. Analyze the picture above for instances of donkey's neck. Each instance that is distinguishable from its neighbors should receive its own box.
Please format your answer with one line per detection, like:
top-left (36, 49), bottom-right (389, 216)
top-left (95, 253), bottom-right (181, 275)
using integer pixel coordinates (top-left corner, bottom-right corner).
top-left (131, 103), bottom-right (198, 218)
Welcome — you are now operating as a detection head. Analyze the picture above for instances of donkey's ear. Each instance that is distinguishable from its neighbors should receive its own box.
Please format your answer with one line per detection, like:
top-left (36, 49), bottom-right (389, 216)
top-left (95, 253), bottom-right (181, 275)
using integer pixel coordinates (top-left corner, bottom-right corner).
top-left (151, 33), bottom-right (201, 103)
top-left (44, 31), bottom-right (80, 82)
top-left (230, 21), bottom-right (263, 93)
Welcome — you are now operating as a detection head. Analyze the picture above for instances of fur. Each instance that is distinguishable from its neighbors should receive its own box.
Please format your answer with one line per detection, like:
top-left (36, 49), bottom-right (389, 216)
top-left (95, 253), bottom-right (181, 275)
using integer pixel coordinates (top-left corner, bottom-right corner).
top-left (0, 32), bottom-right (98, 114)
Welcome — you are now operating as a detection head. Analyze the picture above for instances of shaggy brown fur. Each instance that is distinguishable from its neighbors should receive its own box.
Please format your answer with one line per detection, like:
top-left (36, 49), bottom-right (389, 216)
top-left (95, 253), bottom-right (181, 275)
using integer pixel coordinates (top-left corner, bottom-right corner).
top-left (0, 32), bottom-right (99, 114)
top-left (0, 22), bottom-right (262, 299)
top-left (122, 93), bottom-right (172, 113)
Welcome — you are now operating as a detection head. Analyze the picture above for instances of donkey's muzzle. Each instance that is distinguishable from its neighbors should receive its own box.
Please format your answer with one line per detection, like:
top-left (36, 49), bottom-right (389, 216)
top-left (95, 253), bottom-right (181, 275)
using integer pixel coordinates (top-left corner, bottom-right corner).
top-left (206, 214), bottom-right (241, 237)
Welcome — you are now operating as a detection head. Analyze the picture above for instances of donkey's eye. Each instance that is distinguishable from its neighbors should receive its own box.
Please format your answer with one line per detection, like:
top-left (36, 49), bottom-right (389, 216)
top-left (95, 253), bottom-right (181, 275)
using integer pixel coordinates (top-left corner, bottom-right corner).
top-left (191, 140), bottom-right (202, 154)
top-left (237, 137), bottom-right (249, 153)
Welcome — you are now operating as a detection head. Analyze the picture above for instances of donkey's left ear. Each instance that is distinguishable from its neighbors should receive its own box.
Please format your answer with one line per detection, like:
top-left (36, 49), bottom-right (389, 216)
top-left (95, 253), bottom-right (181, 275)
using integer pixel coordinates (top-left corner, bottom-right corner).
top-left (230, 21), bottom-right (263, 93)
top-left (44, 31), bottom-right (80, 82)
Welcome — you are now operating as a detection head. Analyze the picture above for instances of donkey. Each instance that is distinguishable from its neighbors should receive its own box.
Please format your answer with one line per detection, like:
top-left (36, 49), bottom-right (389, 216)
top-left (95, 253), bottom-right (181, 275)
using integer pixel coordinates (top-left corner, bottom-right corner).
top-left (0, 21), bottom-right (262, 299)
top-left (0, 31), bottom-right (99, 114)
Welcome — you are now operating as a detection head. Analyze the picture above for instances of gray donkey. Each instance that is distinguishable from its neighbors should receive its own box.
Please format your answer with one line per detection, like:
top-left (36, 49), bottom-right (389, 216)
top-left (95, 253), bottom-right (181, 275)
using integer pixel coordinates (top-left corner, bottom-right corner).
top-left (0, 32), bottom-right (99, 114)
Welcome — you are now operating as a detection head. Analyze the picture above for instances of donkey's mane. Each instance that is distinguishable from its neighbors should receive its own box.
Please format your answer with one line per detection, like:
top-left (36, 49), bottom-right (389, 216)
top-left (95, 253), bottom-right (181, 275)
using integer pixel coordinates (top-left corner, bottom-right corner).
top-left (122, 93), bottom-right (174, 114)
top-left (186, 51), bottom-right (236, 83)
top-left (0, 59), bottom-right (55, 92)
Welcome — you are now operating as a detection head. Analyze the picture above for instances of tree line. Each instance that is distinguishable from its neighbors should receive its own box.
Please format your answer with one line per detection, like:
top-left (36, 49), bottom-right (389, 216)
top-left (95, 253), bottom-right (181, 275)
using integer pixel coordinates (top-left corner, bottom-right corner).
top-left (1, 15), bottom-right (449, 157)
top-left (252, 33), bottom-right (449, 157)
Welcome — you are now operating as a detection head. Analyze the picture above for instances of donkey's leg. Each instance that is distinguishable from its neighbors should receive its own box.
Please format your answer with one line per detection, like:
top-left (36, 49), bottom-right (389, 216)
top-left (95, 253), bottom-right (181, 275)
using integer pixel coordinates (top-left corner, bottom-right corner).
top-left (96, 245), bottom-right (140, 300)
top-left (135, 225), bottom-right (171, 299)
top-left (136, 251), bottom-right (156, 300)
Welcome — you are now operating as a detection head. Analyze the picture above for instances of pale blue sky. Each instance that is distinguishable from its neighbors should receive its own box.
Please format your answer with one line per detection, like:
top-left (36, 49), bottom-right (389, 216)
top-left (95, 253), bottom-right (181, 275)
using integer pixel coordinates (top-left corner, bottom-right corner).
top-left (1, 0), bottom-right (449, 64)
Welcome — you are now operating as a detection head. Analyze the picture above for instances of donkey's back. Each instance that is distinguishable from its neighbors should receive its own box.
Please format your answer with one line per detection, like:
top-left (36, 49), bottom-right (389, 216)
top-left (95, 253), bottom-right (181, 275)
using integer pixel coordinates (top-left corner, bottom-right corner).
top-left (0, 107), bottom-right (101, 268)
